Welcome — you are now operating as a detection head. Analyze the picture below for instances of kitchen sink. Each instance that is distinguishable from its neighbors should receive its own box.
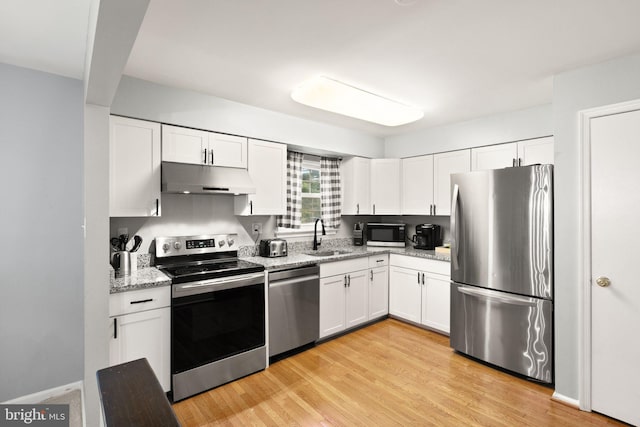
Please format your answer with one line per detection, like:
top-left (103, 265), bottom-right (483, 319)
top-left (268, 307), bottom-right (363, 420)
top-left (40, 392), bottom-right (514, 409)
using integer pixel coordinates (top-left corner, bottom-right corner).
top-left (305, 249), bottom-right (352, 257)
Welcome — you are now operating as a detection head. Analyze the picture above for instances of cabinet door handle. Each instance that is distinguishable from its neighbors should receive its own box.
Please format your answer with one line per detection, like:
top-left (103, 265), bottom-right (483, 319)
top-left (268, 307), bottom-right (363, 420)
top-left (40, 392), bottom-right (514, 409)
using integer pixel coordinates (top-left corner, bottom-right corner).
top-left (210, 150), bottom-right (214, 165)
top-left (422, 273), bottom-right (425, 285)
top-left (156, 198), bottom-right (160, 216)
top-left (113, 318), bottom-right (117, 339)
top-left (356, 203), bottom-right (359, 215)
top-left (130, 298), bottom-right (153, 304)
top-left (250, 200), bottom-right (253, 215)
top-left (518, 158), bottom-right (522, 167)
top-left (370, 270), bottom-right (373, 281)
top-left (344, 275), bottom-right (348, 287)
top-left (348, 275), bottom-right (351, 287)
top-left (204, 148), bottom-right (208, 164)
top-left (373, 204), bottom-right (376, 215)
top-left (512, 158), bottom-right (516, 167)
top-left (433, 205), bottom-right (436, 215)
top-left (417, 272), bottom-right (420, 283)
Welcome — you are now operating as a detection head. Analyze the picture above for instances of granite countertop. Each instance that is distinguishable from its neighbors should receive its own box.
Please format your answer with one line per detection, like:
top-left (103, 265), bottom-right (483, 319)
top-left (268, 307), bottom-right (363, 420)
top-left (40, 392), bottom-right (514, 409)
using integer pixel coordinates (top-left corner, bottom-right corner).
top-left (243, 245), bottom-right (450, 271)
top-left (108, 244), bottom-right (450, 293)
top-left (109, 266), bottom-right (171, 294)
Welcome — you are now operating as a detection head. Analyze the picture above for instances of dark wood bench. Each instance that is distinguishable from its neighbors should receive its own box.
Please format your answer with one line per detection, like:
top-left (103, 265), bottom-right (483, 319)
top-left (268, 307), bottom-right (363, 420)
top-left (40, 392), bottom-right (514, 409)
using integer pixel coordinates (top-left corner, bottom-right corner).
top-left (97, 358), bottom-right (180, 427)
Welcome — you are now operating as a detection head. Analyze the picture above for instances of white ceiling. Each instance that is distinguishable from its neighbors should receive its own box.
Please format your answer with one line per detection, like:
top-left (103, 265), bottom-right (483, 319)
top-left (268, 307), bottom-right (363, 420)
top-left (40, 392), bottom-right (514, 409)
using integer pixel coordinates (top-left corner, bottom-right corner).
top-left (3, 1), bottom-right (640, 137)
top-left (0, 0), bottom-right (92, 79)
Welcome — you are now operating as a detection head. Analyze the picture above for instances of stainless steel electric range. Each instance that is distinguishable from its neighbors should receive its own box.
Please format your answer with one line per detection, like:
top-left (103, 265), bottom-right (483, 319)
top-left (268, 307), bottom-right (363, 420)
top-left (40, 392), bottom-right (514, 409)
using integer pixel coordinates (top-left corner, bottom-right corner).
top-left (155, 233), bottom-right (266, 402)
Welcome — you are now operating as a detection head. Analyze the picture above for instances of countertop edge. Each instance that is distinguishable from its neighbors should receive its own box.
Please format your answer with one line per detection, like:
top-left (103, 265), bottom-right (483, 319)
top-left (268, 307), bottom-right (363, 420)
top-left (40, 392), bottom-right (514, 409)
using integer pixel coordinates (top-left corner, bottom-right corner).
top-left (109, 246), bottom-right (450, 292)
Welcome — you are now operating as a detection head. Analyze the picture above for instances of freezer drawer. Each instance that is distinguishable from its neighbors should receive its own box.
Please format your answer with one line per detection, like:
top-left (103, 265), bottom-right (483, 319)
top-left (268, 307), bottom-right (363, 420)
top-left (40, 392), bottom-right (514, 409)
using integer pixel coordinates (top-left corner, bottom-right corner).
top-left (450, 283), bottom-right (553, 383)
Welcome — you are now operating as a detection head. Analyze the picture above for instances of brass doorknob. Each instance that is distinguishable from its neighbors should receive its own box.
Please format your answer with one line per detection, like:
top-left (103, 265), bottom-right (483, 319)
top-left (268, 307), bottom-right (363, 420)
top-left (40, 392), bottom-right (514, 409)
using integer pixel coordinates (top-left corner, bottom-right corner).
top-left (595, 276), bottom-right (611, 287)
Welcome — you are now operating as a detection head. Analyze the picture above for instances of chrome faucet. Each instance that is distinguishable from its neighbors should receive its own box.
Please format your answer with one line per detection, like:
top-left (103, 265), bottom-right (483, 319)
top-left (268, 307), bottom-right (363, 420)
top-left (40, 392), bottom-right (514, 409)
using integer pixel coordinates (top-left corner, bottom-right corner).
top-left (313, 218), bottom-right (326, 250)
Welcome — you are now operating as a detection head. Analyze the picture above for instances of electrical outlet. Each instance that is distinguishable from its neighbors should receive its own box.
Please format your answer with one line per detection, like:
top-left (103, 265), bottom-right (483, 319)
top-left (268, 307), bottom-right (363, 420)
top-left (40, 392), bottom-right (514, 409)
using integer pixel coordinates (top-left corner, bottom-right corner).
top-left (117, 227), bottom-right (129, 237)
top-left (252, 223), bottom-right (262, 234)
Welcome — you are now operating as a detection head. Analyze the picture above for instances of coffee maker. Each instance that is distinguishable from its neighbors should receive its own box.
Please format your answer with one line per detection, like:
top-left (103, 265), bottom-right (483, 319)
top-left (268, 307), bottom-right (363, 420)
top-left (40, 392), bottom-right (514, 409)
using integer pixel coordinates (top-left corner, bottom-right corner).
top-left (353, 222), bottom-right (364, 246)
top-left (413, 224), bottom-right (442, 250)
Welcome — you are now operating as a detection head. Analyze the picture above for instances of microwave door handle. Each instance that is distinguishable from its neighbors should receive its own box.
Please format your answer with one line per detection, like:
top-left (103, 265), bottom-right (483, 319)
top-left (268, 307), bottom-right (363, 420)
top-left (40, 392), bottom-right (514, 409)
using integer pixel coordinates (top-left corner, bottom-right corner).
top-left (451, 184), bottom-right (460, 271)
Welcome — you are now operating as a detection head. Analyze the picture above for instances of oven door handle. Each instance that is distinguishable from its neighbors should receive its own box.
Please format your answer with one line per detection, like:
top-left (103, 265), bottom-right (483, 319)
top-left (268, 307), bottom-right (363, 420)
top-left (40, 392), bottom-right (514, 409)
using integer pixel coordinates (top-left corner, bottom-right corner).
top-left (172, 272), bottom-right (265, 298)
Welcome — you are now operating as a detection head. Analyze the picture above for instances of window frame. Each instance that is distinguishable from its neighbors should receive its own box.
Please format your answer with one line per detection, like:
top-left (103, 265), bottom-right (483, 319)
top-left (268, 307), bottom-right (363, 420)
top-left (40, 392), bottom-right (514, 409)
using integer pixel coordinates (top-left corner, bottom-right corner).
top-left (276, 156), bottom-right (338, 238)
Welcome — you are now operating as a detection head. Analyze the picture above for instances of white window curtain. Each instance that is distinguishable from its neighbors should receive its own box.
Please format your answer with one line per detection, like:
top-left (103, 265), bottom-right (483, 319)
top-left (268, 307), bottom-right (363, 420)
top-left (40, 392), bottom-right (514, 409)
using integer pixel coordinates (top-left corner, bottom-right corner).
top-left (320, 157), bottom-right (342, 228)
top-left (277, 151), bottom-right (304, 229)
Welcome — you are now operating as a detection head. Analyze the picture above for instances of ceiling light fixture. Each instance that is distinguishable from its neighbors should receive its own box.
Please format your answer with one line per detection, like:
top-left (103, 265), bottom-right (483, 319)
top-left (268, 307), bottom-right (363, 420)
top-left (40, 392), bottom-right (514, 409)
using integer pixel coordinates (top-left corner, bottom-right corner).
top-left (291, 76), bottom-right (424, 127)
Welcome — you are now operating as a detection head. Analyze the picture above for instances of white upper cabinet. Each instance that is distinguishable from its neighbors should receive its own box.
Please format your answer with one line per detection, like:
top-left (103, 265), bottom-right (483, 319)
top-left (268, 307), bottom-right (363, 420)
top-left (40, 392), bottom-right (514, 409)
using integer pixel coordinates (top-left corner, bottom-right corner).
top-left (471, 142), bottom-right (517, 170)
top-left (162, 124), bottom-right (248, 168)
top-left (471, 137), bottom-right (554, 170)
top-left (161, 125), bottom-right (208, 165)
top-left (341, 157), bottom-right (371, 215)
top-left (518, 136), bottom-right (554, 166)
top-left (433, 149), bottom-right (470, 216)
top-left (109, 116), bottom-right (161, 217)
top-left (401, 155), bottom-right (434, 215)
top-left (235, 139), bottom-right (287, 215)
top-left (370, 159), bottom-right (401, 215)
top-left (208, 132), bottom-right (248, 168)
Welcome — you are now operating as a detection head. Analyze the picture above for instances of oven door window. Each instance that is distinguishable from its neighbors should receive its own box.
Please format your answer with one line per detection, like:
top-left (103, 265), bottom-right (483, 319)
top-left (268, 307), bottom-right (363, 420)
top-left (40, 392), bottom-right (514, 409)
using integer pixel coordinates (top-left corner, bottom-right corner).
top-left (172, 283), bottom-right (265, 374)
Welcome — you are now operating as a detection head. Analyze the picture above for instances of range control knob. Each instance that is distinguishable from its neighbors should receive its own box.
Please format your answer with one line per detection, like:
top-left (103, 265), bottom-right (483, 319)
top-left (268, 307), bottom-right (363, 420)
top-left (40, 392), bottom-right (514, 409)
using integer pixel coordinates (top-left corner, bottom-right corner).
top-left (218, 240), bottom-right (225, 247)
top-left (162, 243), bottom-right (170, 252)
top-left (173, 242), bottom-right (182, 250)
top-left (227, 238), bottom-right (235, 247)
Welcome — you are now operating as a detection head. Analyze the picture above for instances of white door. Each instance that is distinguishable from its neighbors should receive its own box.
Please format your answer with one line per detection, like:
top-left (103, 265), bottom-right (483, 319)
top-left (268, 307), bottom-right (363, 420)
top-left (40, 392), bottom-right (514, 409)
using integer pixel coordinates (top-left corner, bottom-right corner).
top-left (518, 136), bottom-right (554, 166)
top-left (369, 266), bottom-right (389, 319)
top-left (109, 116), bottom-right (161, 217)
top-left (208, 133), bottom-right (247, 168)
top-left (590, 108), bottom-right (640, 425)
top-left (370, 159), bottom-right (401, 215)
top-left (109, 308), bottom-right (171, 391)
top-left (433, 149), bottom-right (470, 215)
top-left (388, 266), bottom-right (421, 323)
top-left (471, 142), bottom-right (517, 171)
top-left (345, 270), bottom-right (369, 328)
top-left (341, 157), bottom-right (371, 215)
top-left (401, 155), bottom-right (434, 215)
top-left (162, 124), bottom-right (208, 165)
top-left (319, 275), bottom-right (346, 338)
top-left (421, 272), bottom-right (451, 334)
top-left (235, 139), bottom-right (287, 215)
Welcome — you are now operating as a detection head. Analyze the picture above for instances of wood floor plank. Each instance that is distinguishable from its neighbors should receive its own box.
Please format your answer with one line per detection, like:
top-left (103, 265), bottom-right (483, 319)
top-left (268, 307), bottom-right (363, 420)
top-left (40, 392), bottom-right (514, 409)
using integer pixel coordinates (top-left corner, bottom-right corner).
top-left (172, 319), bottom-right (625, 427)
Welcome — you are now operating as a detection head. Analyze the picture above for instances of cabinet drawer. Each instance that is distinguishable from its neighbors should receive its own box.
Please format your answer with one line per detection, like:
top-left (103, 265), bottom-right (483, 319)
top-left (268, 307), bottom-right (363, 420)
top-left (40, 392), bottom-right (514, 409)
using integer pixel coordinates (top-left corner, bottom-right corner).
top-left (368, 254), bottom-right (389, 268)
top-left (389, 254), bottom-right (450, 276)
top-left (320, 257), bottom-right (369, 278)
top-left (109, 286), bottom-right (171, 317)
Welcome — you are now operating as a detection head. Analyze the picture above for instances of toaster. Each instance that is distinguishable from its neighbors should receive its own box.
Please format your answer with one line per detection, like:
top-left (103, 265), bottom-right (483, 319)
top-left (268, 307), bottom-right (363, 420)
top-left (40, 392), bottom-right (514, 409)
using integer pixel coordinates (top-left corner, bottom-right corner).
top-left (259, 239), bottom-right (288, 258)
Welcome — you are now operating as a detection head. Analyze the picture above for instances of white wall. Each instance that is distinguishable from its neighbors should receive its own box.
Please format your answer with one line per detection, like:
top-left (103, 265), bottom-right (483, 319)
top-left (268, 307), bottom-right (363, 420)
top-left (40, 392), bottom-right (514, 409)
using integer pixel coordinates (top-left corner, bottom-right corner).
top-left (111, 76), bottom-right (385, 158)
top-left (384, 104), bottom-right (552, 157)
top-left (0, 63), bottom-right (84, 401)
top-left (553, 52), bottom-right (640, 401)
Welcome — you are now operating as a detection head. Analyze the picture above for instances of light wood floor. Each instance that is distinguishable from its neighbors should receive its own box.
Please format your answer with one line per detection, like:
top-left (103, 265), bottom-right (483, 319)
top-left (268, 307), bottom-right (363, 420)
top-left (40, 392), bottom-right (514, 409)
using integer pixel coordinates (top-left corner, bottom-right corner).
top-left (172, 319), bottom-right (625, 426)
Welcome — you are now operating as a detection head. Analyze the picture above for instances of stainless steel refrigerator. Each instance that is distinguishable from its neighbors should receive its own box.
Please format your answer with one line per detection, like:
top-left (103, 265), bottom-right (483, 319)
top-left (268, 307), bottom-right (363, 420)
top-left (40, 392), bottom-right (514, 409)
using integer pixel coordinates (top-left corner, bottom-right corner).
top-left (449, 164), bottom-right (553, 383)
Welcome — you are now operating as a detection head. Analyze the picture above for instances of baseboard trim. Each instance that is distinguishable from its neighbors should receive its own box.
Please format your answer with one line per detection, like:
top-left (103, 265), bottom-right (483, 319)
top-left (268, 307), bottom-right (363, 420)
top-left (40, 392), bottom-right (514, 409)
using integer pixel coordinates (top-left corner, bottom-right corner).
top-left (3, 380), bottom-right (84, 405)
top-left (552, 391), bottom-right (581, 409)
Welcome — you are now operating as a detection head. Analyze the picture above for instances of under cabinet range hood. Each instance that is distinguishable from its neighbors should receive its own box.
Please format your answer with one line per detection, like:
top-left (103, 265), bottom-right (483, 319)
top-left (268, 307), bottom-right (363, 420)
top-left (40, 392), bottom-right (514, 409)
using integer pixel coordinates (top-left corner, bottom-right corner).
top-left (161, 161), bottom-right (256, 195)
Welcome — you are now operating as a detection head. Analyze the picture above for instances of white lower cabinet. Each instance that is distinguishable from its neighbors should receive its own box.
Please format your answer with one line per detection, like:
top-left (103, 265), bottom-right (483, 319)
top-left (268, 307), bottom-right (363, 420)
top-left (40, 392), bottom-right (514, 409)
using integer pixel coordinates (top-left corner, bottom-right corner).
top-left (389, 254), bottom-right (450, 335)
top-left (319, 255), bottom-right (389, 339)
top-left (109, 287), bottom-right (171, 391)
top-left (368, 254), bottom-right (389, 319)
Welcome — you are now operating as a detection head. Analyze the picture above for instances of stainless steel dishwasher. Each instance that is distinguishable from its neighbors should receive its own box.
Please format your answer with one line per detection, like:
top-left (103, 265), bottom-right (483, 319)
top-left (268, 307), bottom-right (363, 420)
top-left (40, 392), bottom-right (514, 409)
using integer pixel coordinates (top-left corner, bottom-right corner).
top-left (268, 264), bottom-right (320, 358)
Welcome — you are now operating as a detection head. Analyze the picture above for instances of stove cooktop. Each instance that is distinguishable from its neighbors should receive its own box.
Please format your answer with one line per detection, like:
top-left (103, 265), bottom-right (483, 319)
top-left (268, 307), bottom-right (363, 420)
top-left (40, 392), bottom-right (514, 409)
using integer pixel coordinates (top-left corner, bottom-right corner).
top-left (159, 259), bottom-right (265, 284)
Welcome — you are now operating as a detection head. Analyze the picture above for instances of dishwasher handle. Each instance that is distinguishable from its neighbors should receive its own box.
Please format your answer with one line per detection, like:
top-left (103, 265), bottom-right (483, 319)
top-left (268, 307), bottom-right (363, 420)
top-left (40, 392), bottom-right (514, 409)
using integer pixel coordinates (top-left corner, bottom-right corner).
top-left (269, 274), bottom-right (320, 288)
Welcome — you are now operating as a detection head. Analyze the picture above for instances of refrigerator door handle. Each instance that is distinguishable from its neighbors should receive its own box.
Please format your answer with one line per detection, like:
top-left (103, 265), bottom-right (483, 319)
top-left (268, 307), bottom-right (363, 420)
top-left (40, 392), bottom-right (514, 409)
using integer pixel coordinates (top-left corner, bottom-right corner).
top-left (457, 285), bottom-right (538, 306)
top-left (451, 184), bottom-right (460, 270)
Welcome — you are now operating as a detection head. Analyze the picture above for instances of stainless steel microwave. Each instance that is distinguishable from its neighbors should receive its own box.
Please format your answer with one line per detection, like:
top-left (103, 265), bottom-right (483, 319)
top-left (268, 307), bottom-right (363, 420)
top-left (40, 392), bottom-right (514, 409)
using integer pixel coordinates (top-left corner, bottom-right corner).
top-left (366, 223), bottom-right (406, 247)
